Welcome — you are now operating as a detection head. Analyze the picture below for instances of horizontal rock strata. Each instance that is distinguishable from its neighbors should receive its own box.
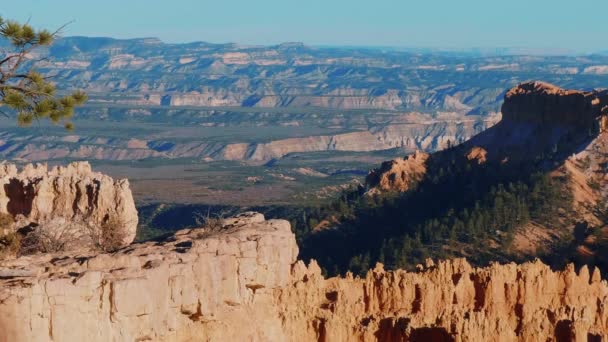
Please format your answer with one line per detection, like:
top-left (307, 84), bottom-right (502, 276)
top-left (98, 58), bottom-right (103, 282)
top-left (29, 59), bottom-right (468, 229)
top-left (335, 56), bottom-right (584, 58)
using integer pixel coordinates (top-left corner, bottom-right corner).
top-left (0, 119), bottom-right (495, 163)
top-left (1, 213), bottom-right (607, 341)
top-left (501, 81), bottom-right (608, 128)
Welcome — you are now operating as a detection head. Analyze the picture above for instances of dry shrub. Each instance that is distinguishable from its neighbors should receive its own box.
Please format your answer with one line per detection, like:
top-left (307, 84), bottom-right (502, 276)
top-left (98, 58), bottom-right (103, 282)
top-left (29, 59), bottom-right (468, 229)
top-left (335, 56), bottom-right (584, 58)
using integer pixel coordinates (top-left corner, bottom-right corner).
top-left (97, 217), bottom-right (128, 252)
top-left (193, 210), bottom-right (226, 239)
top-left (0, 213), bottom-right (18, 259)
top-left (19, 221), bottom-right (88, 254)
top-left (0, 212), bottom-right (15, 230)
top-left (0, 232), bottom-right (21, 259)
top-left (202, 217), bottom-right (224, 230)
top-left (19, 217), bottom-right (129, 255)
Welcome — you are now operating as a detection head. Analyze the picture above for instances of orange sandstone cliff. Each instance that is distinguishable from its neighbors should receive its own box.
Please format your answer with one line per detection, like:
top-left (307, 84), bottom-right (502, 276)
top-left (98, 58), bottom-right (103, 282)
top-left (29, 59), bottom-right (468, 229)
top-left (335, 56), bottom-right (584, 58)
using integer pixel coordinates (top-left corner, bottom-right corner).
top-left (365, 150), bottom-right (429, 193)
top-left (0, 213), bottom-right (607, 341)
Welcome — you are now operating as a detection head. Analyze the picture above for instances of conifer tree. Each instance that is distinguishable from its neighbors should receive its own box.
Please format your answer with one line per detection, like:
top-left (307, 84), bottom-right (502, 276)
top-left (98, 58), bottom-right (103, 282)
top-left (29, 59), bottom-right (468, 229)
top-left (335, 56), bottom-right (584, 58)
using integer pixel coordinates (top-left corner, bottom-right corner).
top-left (0, 17), bottom-right (86, 130)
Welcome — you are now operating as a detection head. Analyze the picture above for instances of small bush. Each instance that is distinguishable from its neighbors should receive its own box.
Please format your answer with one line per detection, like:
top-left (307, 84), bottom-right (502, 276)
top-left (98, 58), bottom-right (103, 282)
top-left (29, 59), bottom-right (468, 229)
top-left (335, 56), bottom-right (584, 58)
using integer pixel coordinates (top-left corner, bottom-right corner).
top-left (202, 217), bottom-right (224, 230)
top-left (0, 213), bottom-right (18, 259)
top-left (193, 210), bottom-right (226, 239)
top-left (8, 216), bottom-right (129, 256)
top-left (0, 232), bottom-right (21, 259)
top-left (97, 217), bottom-right (128, 252)
top-left (19, 222), bottom-right (86, 254)
top-left (0, 212), bottom-right (15, 230)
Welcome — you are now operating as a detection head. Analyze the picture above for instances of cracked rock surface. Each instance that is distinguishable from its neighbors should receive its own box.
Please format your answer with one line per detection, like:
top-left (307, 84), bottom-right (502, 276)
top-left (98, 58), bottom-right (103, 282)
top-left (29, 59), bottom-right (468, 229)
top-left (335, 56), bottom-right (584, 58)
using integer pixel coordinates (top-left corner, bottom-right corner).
top-left (1, 212), bottom-right (608, 341)
top-left (0, 161), bottom-right (138, 246)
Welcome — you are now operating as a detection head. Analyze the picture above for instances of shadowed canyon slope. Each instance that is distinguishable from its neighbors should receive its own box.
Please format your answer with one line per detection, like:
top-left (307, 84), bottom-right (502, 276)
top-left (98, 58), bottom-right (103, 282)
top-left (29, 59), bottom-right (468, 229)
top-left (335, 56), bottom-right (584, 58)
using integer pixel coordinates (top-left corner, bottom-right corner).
top-left (368, 81), bottom-right (608, 196)
top-left (293, 81), bottom-right (608, 278)
top-left (0, 213), bottom-right (607, 341)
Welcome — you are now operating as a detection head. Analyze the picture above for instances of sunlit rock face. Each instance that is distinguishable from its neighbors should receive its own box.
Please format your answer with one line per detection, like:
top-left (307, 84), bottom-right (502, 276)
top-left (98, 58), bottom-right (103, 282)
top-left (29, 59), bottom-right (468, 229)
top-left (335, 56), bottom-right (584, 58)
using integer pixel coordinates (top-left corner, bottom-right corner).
top-left (1, 212), bottom-right (607, 341)
top-left (501, 81), bottom-right (608, 128)
top-left (0, 161), bottom-right (138, 246)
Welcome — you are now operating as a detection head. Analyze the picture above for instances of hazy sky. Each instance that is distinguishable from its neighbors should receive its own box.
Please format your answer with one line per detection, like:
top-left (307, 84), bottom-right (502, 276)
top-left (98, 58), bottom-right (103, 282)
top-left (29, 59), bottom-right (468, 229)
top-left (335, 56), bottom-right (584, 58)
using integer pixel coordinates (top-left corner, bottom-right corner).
top-left (2, 0), bottom-right (606, 51)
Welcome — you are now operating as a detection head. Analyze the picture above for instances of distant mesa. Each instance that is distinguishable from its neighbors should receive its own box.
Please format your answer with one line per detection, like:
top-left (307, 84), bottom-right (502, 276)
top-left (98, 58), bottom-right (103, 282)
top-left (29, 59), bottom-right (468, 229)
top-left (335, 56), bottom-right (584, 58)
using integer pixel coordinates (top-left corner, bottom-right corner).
top-left (366, 81), bottom-right (608, 193)
top-left (276, 42), bottom-right (307, 49)
top-left (501, 81), bottom-right (608, 129)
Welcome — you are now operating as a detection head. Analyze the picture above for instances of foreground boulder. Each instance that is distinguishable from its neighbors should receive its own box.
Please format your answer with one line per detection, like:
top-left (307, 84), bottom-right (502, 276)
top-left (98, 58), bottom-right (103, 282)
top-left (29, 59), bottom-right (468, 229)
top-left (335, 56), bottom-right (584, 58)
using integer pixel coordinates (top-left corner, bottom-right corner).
top-left (0, 161), bottom-right (137, 251)
top-left (0, 212), bottom-right (607, 341)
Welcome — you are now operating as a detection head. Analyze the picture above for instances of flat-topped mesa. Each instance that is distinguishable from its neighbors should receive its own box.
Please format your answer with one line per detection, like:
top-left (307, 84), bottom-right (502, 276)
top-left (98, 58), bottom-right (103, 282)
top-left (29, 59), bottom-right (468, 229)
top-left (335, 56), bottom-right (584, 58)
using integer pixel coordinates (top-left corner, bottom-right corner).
top-left (1, 213), bottom-right (608, 341)
top-left (0, 161), bottom-right (138, 247)
top-left (501, 81), bottom-right (608, 129)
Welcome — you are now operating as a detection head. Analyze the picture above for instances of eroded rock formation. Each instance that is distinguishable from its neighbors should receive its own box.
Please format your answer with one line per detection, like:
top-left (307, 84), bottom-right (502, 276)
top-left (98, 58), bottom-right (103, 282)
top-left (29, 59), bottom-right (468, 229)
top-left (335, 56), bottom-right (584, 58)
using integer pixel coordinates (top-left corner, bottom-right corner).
top-left (0, 161), bottom-right (137, 246)
top-left (1, 213), bottom-right (606, 341)
top-left (0, 212), bottom-right (296, 341)
top-left (465, 146), bottom-right (487, 164)
top-left (501, 81), bottom-right (608, 128)
top-left (365, 151), bottom-right (429, 193)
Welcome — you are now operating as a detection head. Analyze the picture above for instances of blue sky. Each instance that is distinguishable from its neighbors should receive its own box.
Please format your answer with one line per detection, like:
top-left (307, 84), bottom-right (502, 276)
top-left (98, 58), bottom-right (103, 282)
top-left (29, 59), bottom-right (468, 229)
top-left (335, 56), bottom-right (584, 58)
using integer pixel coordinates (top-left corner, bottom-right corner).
top-left (2, 0), bottom-right (606, 51)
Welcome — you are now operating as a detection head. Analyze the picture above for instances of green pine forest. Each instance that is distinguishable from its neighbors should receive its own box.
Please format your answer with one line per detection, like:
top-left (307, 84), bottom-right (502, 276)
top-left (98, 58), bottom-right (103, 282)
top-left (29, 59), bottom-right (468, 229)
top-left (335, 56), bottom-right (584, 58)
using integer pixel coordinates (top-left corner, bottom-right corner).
top-left (291, 145), bottom-right (573, 276)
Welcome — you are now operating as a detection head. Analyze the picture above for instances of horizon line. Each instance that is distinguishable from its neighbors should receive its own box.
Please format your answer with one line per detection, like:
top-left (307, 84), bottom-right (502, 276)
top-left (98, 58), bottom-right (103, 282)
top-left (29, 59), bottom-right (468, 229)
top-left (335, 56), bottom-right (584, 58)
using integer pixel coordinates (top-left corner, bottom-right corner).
top-left (53, 35), bottom-right (602, 56)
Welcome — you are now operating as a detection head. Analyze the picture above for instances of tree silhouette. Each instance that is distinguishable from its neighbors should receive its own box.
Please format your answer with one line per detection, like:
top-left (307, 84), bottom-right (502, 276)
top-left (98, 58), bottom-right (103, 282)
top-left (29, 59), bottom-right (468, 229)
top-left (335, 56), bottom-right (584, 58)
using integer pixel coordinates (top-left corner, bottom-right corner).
top-left (0, 16), bottom-right (87, 130)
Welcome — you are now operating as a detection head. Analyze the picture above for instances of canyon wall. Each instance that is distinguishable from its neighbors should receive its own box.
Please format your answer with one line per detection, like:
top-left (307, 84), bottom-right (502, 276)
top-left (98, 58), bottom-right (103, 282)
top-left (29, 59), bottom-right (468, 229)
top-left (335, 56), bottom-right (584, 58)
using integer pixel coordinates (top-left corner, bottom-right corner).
top-left (366, 81), bottom-right (608, 193)
top-left (37, 36), bottom-right (608, 116)
top-left (0, 119), bottom-right (495, 163)
top-left (501, 81), bottom-right (608, 128)
top-left (0, 212), bottom-right (297, 341)
top-left (1, 213), bottom-right (607, 341)
top-left (0, 162), bottom-right (138, 245)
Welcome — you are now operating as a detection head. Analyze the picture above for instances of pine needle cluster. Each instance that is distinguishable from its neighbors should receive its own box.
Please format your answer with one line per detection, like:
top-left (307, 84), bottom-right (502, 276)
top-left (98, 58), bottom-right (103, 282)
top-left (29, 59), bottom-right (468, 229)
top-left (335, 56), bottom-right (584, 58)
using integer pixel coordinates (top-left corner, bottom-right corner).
top-left (0, 16), bottom-right (87, 130)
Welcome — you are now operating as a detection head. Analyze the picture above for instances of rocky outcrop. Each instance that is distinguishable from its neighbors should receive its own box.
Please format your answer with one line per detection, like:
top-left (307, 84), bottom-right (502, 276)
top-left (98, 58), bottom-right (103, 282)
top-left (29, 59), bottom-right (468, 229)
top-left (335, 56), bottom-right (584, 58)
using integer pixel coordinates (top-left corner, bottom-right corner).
top-left (2, 213), bottom-right (606, 341)
top-left (0, 212), bottom-right (297, 341)
top-left (283, 259), bottom-right (608, 342)
top-left (465, 146), bottom-right (487, 164)
top-left (0, 162), bottom-right (138, 246)
top-left (459, 82), bottom-right (608, 162)
top-left (365, 151), bottom-right (429, 192)
top-left (501, 81), bottom-right (608, 128)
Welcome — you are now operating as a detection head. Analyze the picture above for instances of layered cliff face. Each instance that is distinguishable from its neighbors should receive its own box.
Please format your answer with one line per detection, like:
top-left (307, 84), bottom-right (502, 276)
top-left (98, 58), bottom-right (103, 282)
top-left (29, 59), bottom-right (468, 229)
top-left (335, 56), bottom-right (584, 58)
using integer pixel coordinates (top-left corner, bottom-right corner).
top-left (466, 81), bottom-right (608, 161)
top-left (0, 212), bottom-right (297, 341)
top-left (0, 118), bottom-right (495, 163)
top-left (367, 82), bottom-right (608, 193)
top-left (1, 213), bottom-right (607, 341)
top-left (0, 162), bottom-right (138, 249)
top-left (33, 36), bottom-right (608, 116)
top-left (501, 81), bottom-right (608, 128)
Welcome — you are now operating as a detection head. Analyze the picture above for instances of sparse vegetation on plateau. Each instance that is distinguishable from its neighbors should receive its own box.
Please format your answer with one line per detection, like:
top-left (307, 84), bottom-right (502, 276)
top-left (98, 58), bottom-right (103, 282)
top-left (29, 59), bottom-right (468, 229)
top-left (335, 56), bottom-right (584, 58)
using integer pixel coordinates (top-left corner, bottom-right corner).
top-left (96, 217), bottom-right (129, 252)
top-left (0, 213), bottom-right (17, 259)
